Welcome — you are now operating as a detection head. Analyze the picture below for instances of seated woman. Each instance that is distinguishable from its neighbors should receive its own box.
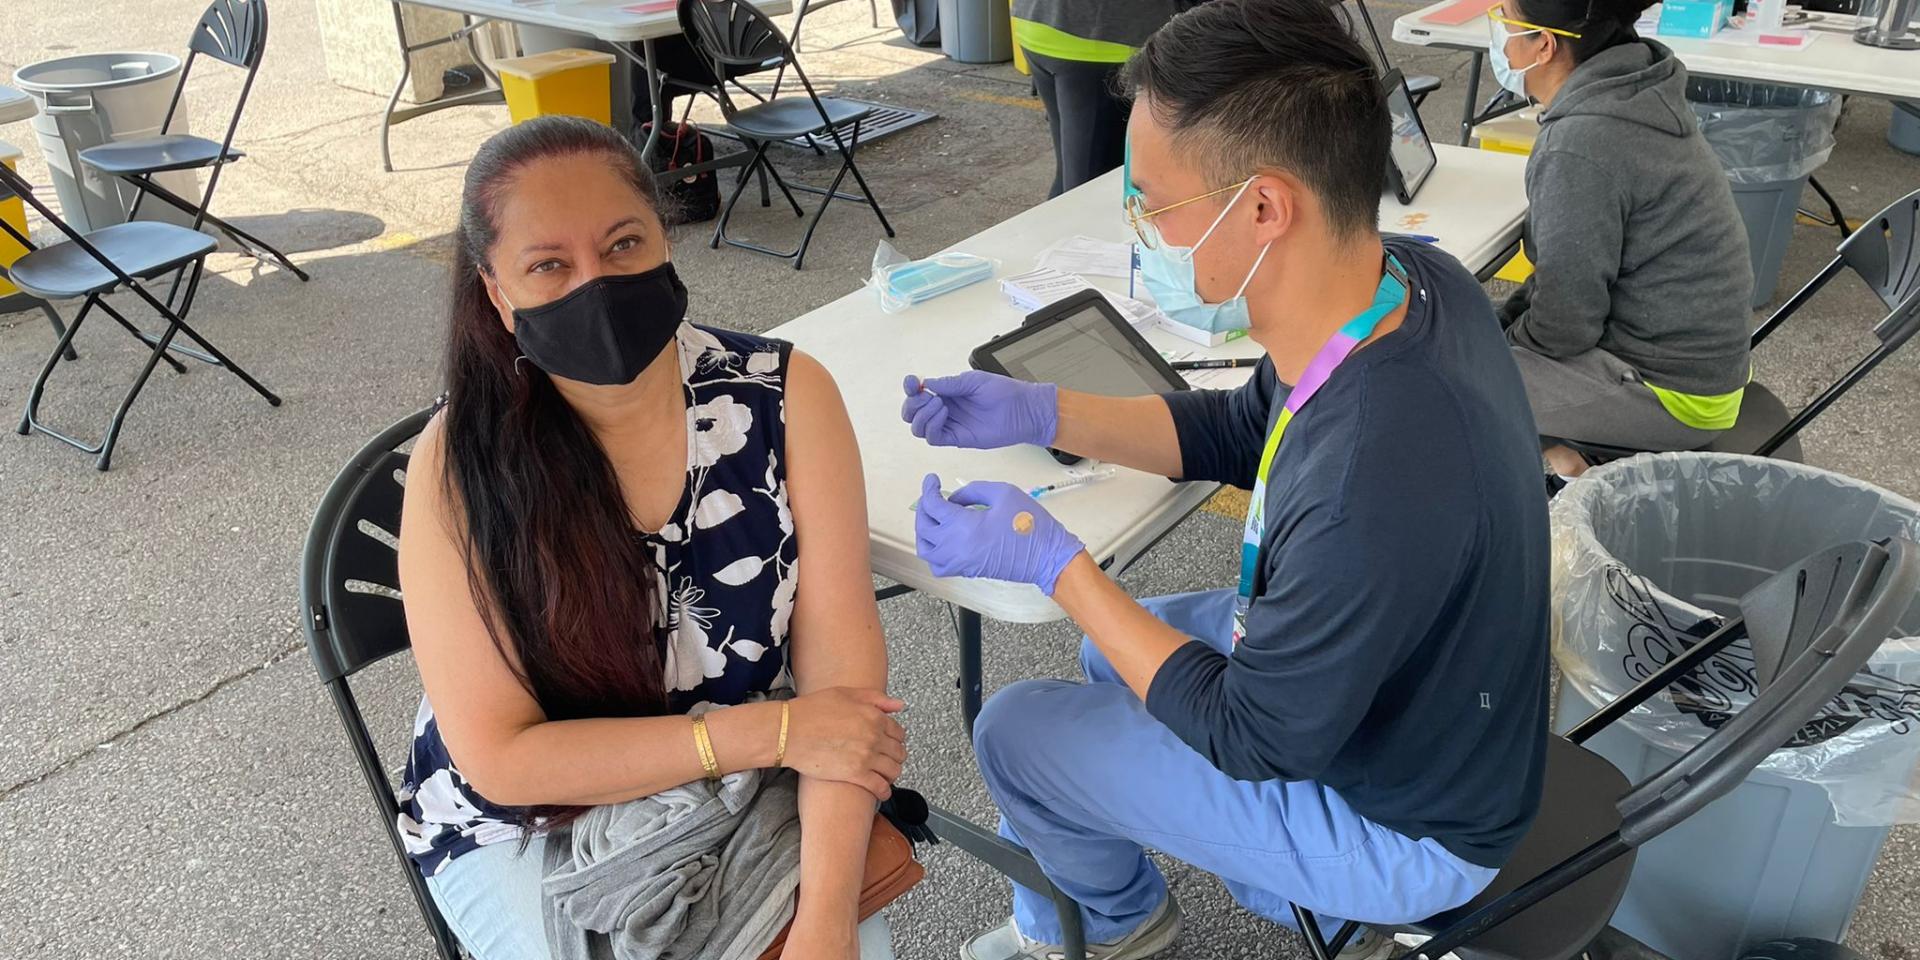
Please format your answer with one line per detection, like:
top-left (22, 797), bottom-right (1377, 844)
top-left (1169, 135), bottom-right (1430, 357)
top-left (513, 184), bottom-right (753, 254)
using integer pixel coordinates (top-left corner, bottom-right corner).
top-left (1489, 0), bottom-right (1753, 475)
top-left (395, 115), bottom-right (904, 960)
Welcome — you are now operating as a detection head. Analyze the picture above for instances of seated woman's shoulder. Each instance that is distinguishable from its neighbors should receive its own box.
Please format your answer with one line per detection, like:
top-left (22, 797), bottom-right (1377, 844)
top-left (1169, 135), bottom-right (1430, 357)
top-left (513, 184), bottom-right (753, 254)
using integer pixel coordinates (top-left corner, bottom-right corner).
top-left (683, 324), bottom-right (793, 378)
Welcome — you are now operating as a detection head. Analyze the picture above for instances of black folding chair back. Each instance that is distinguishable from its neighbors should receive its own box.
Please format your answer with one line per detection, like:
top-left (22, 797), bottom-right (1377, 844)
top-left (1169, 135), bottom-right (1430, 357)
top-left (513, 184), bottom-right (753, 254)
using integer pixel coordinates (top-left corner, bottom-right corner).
top-left (679, 0), bottom-right (895, 269)
top-left (79, 0), bottom-right (309, 281)
top-left (1566, 188), bottom-right (1920, 466)
top-left (302, 406), bottom-right (461, 960)
top-left (1290, 536), bottom-right (1920, 960)
top-left (0, 163), bottom-right (280, 470)
top-left (1331, 0), bottom-right (1442, 104)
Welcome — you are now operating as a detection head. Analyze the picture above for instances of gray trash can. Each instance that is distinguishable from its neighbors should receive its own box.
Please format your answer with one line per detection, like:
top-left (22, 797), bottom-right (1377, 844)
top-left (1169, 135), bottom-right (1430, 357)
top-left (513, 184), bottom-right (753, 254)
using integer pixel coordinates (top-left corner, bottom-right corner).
top-left (1551, 453), bottom-right (1920, 960)
top-left (13, 52), bottom-right (197, 234)
top-left (1686, 80), bottom-right (1841, 308)
top-left (1891, 102), bottom-right (1920, 157)
top-left (938, 0), bottom-right (1011, 63)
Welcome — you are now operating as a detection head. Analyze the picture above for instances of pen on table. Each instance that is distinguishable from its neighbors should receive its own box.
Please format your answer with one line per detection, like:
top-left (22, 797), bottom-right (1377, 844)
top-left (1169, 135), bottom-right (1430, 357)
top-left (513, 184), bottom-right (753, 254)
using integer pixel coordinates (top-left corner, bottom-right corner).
top-left (1170, 357), bottom-right (1259, 370)
top-left (1129, 242), bottom-right (1138, 299)
top-left (1405, 234), bottom-right (1441, 244)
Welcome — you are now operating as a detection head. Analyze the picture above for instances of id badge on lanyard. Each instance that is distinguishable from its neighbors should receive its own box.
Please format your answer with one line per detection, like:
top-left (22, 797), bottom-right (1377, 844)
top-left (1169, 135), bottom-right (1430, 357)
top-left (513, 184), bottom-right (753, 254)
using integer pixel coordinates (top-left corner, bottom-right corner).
top-left (1230, 256), bottom-right (1408, 646)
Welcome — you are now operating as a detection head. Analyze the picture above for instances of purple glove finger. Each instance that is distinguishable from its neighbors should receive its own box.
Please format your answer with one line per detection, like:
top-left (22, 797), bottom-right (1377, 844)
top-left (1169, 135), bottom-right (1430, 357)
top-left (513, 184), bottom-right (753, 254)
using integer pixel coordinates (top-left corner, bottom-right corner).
top-left (947, 480), bottom-right (1013, 509)
top-left (908, 395), bottom-right (946, 440)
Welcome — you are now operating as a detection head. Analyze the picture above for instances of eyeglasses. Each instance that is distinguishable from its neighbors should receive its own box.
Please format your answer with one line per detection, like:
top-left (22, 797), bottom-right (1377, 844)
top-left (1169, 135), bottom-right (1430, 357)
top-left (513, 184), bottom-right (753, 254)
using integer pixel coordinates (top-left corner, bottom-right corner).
top-left (1125, 178), bottom-right (1253, 250)
top-left (1485, 2), bottom-right (1583, 40)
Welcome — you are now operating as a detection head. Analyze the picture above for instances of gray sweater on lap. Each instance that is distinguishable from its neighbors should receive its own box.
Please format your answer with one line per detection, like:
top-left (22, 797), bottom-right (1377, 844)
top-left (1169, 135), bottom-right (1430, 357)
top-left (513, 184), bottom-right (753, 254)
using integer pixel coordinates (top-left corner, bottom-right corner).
top-left (1501, 39), bottom-right (1753, 398)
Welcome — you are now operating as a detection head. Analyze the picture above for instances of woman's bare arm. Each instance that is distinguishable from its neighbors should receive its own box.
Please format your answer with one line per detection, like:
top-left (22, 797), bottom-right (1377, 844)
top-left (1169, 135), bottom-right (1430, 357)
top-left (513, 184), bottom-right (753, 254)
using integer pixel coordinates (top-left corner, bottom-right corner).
top-left (780, 350), bottom-right (898, 952)
top-left (398, 414), bottom-right (786, 807)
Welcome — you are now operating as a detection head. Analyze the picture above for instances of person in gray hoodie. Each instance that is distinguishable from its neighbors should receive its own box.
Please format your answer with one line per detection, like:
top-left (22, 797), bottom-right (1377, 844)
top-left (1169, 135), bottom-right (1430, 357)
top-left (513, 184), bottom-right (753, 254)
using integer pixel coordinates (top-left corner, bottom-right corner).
top-left (1490, 0), bottom-right (1752, 475)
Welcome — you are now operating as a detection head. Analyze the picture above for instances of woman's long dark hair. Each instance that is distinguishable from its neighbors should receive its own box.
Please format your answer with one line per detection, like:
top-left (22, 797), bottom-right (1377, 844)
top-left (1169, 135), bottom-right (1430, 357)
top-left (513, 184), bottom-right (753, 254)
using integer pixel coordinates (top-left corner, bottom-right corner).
top-left (441, 118), bottom-right (671, 821)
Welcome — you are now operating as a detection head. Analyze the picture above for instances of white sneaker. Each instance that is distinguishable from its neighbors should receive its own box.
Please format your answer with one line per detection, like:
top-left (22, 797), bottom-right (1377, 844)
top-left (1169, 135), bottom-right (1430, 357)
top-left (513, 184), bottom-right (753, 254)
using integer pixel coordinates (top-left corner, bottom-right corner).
top-left (1337, 926), bottom-right (1399, 960)
top-left (960, 897), bottom-right (1183, 960)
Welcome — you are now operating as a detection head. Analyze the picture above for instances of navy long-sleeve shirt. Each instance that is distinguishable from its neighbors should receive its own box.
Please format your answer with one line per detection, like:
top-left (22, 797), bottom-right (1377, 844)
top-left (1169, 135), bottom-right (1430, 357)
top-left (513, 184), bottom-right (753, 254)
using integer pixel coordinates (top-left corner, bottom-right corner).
top-left (1150, 238), bottom-right (1550, 868)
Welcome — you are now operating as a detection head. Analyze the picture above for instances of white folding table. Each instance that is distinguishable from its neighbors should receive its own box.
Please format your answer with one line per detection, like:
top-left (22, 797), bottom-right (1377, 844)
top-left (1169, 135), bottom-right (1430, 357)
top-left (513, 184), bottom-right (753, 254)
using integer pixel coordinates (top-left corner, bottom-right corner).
top-left (1392, 1), bottom-right (1920, 145)
top-left (382, 0), bottom-right (792, 169)
top-left (767, 144), bottom-right (1529, 960)
top-left (768, 143), bottom-right (1530, 726)
top-left (0, 85), bottom-right (34, 125)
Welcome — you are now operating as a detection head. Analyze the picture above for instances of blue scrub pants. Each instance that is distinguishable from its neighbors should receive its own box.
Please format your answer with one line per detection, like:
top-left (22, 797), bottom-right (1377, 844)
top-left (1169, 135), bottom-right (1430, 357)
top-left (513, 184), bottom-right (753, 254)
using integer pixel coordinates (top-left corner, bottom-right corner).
top-left (972, 588), bottom-right (1500, 945)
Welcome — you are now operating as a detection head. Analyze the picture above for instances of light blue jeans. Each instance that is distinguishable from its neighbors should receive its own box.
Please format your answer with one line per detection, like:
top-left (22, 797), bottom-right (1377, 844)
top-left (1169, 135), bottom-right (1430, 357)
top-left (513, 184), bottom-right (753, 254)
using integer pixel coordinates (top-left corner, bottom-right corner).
top-left (426, 834), bottom-right (897, 960)
top-left (973, 588), bottom-right (1501, 945)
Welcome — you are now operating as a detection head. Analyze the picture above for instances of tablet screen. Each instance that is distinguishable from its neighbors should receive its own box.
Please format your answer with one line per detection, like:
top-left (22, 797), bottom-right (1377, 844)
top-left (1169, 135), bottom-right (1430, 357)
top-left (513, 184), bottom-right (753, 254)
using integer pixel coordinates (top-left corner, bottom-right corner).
top-left (1387, 79), bottom-right (1436, 198)
top-left (992, 303), bottom-right (1178, 397)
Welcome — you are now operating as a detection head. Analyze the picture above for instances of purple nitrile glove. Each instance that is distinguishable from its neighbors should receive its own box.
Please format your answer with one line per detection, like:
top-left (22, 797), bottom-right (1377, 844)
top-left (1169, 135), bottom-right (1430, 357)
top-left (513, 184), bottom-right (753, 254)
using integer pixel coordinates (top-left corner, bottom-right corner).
top-left (900, 371), bottom-right (1059, 450)
top-left (915, 475), bottom-right (1086, 596)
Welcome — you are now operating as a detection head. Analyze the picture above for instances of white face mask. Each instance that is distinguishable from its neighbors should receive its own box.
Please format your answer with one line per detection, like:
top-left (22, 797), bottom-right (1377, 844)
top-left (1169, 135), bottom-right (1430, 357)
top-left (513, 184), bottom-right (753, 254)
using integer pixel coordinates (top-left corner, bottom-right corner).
top-left (1488, 21), bottom-right (1547, 97)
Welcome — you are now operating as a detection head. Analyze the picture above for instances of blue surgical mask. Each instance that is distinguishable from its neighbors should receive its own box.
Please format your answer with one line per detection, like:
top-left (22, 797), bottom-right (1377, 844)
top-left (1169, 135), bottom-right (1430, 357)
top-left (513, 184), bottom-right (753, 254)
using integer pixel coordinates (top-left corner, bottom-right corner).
top-left (1138, 179), bottom-right (1273, 335)
top-left (872, 251), bottom-right (995, 312)
top-left (1488, 24), bottom-right (1544, 98)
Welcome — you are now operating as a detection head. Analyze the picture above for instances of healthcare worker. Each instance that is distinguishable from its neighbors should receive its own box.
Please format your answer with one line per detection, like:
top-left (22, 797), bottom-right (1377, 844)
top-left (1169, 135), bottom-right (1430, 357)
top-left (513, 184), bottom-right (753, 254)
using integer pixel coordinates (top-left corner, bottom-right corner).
top-left (1012, 0), bottom-right (1198, 197)
top-left (1489, 0), bottom-right (1753, 475)
top-left (901, 1), bottom-right (1550, 957)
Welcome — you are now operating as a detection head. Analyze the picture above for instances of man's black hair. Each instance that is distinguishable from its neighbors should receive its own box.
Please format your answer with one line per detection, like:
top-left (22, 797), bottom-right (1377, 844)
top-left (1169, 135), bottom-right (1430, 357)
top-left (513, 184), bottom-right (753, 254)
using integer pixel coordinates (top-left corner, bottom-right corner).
top-left (1125, 0), bottom-right (1388, 237)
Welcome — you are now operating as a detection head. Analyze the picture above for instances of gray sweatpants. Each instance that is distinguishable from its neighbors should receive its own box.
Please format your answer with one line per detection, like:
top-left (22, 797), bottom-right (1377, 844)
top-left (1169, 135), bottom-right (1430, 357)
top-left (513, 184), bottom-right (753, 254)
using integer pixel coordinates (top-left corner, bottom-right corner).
top-left (1512, 346), bottom-right (1723, 452)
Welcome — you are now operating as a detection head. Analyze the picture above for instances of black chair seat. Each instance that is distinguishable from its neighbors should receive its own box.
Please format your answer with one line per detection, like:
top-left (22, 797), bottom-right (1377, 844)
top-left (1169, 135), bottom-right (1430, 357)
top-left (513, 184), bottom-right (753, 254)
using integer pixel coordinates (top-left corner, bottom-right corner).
top-left (1408, 74), bottom-right (1442, 96)
top-left (728, 95), bottom-right (871, 140)
top-left (7, 221), bottom-right (216, 299)
top-left (79, 134), bottom-right (244, 175)
top-left (1394, 737), bottom-right (1635, 960)
top-left (1704, 381), bottom-right (1802, 461)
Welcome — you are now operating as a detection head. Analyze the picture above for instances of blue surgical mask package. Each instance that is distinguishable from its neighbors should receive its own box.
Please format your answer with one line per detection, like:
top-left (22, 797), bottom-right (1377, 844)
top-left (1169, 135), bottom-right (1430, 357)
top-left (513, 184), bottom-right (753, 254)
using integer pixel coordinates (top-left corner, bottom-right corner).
top-left (869, 241), bottom-right (997, 313)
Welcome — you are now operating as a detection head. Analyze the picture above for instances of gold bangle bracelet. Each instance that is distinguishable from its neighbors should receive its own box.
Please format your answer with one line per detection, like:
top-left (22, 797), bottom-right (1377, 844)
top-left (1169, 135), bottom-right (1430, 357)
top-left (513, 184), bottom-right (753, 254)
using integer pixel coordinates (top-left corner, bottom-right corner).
top-left (691, 715), bottom-right (720, 781)
top-left (775, 701), bottom-right (791, 768)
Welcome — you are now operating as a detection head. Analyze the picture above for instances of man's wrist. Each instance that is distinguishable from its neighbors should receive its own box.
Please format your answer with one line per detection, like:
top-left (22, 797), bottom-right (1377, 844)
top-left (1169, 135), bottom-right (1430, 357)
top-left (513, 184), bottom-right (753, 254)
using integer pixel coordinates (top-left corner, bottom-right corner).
top-left (1032, 382), bottom-right (1061, 446)
top-left (1047, 550), bottom-right (1102, 601)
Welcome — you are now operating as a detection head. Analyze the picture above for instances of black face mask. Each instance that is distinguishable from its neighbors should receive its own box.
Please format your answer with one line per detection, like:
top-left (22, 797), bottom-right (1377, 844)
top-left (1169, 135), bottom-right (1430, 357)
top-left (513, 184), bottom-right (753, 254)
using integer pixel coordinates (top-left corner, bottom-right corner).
top-left (509, 263), bottom-right (688, 385)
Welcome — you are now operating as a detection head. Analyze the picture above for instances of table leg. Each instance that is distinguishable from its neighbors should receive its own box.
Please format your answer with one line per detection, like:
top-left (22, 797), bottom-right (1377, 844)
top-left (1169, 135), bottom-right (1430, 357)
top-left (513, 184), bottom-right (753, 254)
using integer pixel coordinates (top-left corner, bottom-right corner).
top-left (641, 37), bottom-right (666, 165)
top-left (1458, 52), bottom-right (1484, 146)
top-left (956, 605), bottom-right (984, 739)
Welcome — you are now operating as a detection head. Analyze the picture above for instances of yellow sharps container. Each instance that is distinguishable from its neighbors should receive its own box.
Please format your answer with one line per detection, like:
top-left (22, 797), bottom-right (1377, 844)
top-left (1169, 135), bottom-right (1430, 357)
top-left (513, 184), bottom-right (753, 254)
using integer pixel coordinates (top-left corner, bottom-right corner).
top-left (495, 49), bottom-right (619, 127)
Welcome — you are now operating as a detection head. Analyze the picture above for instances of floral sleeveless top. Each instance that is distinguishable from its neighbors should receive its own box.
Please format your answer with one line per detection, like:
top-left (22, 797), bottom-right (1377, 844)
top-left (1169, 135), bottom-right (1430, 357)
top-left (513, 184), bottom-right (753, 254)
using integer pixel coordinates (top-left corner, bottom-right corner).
top-left (398, 324), bottom-right (800, 878)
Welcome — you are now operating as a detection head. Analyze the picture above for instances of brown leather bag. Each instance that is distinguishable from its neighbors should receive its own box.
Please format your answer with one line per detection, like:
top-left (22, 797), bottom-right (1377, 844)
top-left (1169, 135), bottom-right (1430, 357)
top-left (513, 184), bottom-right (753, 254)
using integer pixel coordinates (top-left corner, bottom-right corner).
top-left (756, 814), bottom-right (926, 959)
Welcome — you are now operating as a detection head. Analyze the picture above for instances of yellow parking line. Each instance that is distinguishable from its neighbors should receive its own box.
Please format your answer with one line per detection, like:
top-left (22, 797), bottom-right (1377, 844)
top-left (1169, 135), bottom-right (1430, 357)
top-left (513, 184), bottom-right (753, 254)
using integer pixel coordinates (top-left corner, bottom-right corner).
top-left (1202, 486), bottom-right (1251, 520)
top-left (958, 90), bottom-right (1046, 112)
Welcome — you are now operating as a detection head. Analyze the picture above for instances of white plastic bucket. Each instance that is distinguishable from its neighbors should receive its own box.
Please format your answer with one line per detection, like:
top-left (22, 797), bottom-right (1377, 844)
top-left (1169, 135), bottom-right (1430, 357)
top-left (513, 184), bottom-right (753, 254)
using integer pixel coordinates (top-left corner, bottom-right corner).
top-left (14, 52), bottom-right (199, 234)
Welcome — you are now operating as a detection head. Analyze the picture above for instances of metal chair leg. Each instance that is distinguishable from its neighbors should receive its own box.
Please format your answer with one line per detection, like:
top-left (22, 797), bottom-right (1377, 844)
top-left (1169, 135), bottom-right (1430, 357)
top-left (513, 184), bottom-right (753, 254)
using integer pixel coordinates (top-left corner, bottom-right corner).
top-left (18, 294), bottom-right (96, 437)
top-left (93, 320), bottom-right (184, 471)
top-left (712, 143), bottom-right (770, 250)
top-left (38, 302), bottom-right (79, 362)
top-left (95, 298), bottom-right (190, 373)
top-left (381, 53), bottom-right (413, 173)
top-left (791, 150), bottom-right (858, 269)
top-left (835, 120), bottom-right (895, 237)
top-left (757, 155), bottom-right (807, 218)
top-left (166, 263), bottom-right (282, 406)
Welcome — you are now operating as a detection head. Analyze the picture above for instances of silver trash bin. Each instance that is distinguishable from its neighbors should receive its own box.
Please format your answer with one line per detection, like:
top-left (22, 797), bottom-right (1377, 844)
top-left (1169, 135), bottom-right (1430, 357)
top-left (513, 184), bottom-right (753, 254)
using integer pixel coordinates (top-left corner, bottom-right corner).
top-left (1685, 80), bottom-right (1841, 308)
top-left (13, 52), bottom-right (198, 233)
top-left (1551, 453), bottom-right (1920, 960)
top-left (938, 0), bottom-right (1011, 63)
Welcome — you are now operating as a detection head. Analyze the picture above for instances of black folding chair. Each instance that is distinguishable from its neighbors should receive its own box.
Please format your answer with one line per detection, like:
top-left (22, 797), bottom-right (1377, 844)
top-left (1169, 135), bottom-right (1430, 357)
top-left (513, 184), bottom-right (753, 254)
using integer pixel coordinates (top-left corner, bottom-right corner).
top-left (302, 406), bottom-right (463, 960)
top-left (1289, 535), bottom-right (1920, 960)
top-left (1564, 187), bottom-right (1920, 466)
top-left (1333, 0), bottom-right (1443, 106)
top-left (78, 0), bottom-right (310, 283)
top-left (679, 0), bottom-right (896, 270)
top-left (0, 164), bottom-right (280, 470)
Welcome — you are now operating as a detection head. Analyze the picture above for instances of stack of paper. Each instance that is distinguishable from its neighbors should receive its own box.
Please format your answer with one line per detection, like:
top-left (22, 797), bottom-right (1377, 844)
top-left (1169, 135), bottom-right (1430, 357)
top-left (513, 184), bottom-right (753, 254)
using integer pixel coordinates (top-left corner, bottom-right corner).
top-left (1000, 267), bottom-right (1170, 331)
top-left (1036, 236), bottom-right (1135, 278)
top-left (1001, 266), bottom-right (1093, 312)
